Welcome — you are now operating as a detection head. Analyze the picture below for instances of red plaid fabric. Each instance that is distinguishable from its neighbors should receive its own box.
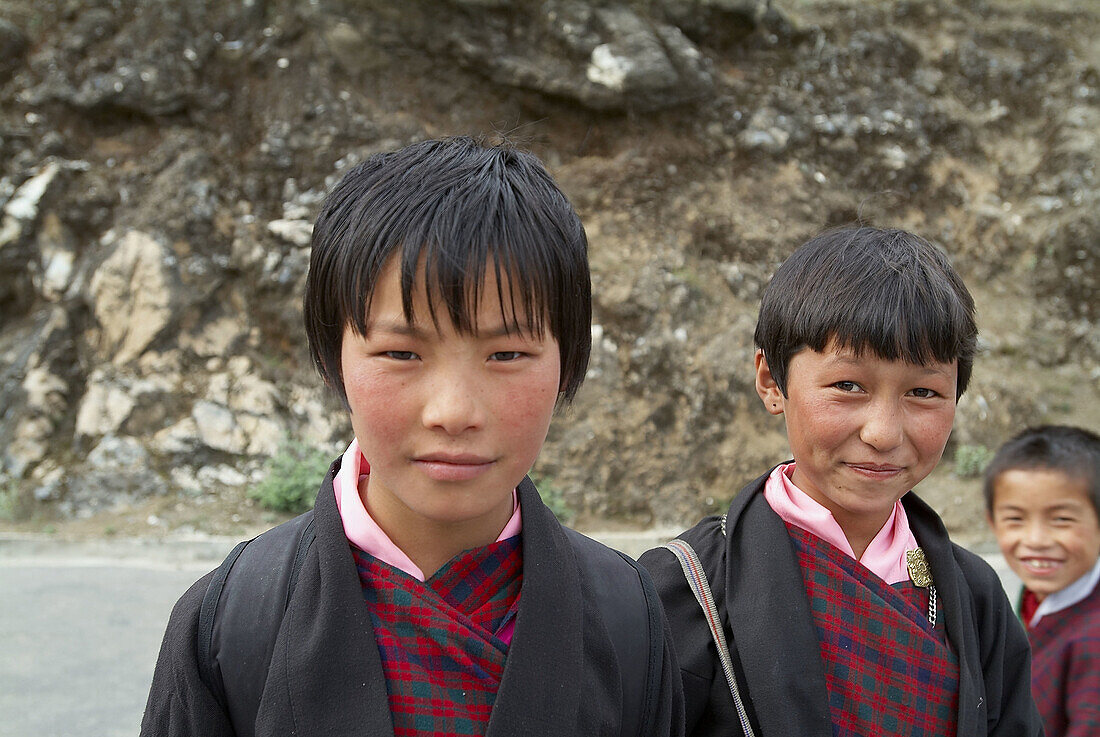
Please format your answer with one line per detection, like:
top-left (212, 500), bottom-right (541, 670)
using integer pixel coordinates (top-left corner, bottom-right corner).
top-left (1020, 589), bottom-right (1040, 630)
top-left (352, 536), bottom-right (523, 737)
top-left (1028, 581), bottom-right (1100, 737)
top-left (786, 523), bottom-right (959, 737)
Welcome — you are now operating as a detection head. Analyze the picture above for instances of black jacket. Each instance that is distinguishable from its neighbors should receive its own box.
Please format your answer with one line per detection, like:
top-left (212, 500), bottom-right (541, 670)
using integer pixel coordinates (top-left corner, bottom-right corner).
top-left (141, 466), bottom-right (684, 737)
top-left (639, 468), bottom-right (1043, 737)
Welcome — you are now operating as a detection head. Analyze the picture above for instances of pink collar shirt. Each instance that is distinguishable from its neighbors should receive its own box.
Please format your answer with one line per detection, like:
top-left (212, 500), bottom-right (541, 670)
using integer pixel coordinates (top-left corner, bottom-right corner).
top-left (763, 463), bottom-right (920, 585)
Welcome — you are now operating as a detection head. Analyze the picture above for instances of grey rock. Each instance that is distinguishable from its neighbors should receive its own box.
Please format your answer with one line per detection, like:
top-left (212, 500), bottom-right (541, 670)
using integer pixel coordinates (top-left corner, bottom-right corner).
top-left (0, 306), bottom-right (74, 478)
top-left (22, 4), bottom-right (213, 117)
top-left (655, 0), bottom-right (774, 37)
top-left (452, 0), bottom-right (514, 7)
top-left (87, 435), bottom-right (150, 472)
top-left (32, 213), bottom-right (79, 301)
top-left (63, 8), bottom-right (118, 54)
top-left (70, 65), bottom-right (191, 117)
top-left (190, 396), bottom-right (284, 457)
top-left (0, 18), bottom-right (30, 76)
top-left (429, 1), bottom-right (715, 110)
top-left (192, 400), bottom-right (246, 454)
top-left (267, 219), bottom-right (313, 247)
top-left (74, 370), bottom-right (139, 442)
top-left (1, 162), bottom-right (60, 241)
top-left (151, 417), bottom-right (201, 455)
top-left (737, 109), bottom-right (791, 154)
top-left (63, 435), bottom-right (164, 514)
top-left (0, 164), bottom-right (63, 312)
top-left (196, 464), bottom-right (249, 488)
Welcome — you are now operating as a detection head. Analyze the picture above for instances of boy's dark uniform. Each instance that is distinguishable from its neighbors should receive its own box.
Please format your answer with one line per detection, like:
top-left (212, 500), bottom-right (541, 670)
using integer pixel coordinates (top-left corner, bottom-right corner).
top-left (142, 460), bottom-right (682, 737)
top-left (1028, 579), bottom-right (1100, 736)
top-left (639, 468), bottom-right (1043, 737)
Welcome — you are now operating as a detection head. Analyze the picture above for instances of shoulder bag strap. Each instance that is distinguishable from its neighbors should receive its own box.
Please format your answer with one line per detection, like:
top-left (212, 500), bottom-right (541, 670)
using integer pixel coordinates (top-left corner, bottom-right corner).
top-left (196, 514), bottom-right (317, 736)
top-left (662, 538), bottom-right (756, 737)
top-left (564, 526), bottom-right (662, 737)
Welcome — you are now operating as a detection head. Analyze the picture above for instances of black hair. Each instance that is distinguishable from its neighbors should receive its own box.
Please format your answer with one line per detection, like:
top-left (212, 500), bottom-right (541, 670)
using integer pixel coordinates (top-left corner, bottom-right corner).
top-left (754, 225), bottom-right (978, 398)
top-left (983, 425), bottom-right (1100, 516)
top-left (304, 137), bottom-right (591, 407)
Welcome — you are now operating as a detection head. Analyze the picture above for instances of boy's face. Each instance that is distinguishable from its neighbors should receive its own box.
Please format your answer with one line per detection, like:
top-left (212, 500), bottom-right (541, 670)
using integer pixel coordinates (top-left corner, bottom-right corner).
top-left (340, 256), bottom-right (561, 547)
top-left (989, 468), bottom-right (1100, 601)
top-left (755, 339), bottom-right (957, 540)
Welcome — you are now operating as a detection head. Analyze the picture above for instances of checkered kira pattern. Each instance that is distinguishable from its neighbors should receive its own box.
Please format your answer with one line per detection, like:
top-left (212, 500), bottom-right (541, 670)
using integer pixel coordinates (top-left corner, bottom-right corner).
top-left (786, 523), bottom-right (959, 737)
top-left (352, 536), bottom-right (523, 737)
top-left (1028, 582), bottom-right (1100, 737)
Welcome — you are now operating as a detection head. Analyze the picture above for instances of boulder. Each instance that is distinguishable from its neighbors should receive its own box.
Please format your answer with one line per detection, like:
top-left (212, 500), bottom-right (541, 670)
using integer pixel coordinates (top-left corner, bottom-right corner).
top-left (192, 399), bottom-right (247, 455)
top-left (88, 230), bottom-right (180, 364)
top-left (74, 375), bottom-right (138, 442)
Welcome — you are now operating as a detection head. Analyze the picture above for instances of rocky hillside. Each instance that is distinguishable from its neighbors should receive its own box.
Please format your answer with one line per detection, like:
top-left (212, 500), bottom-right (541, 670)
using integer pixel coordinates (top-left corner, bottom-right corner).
top-left (1, 0), bottom-right (1097, 540)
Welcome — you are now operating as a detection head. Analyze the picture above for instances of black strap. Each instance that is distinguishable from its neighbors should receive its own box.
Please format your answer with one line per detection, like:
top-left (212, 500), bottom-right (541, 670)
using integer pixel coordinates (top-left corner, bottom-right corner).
top-left (196, 512), bottom-right (316, 737)
top-left (565, 527), bottom-right (664, 737)
top-left (197, 539), bottom-right (249, 711)
top-left (284, 516), bottom-right (316, 610)
top-left (636, 554), bottom-right (665, 737)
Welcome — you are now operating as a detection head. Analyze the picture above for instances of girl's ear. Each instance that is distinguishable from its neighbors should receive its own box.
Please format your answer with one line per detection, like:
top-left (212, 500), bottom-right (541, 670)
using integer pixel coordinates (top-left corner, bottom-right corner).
top-left (754, 349), bottom-right (785, 415)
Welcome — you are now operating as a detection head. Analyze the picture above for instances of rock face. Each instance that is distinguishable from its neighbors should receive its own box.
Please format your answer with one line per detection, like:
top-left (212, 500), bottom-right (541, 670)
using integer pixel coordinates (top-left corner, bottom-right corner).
top-left (88, 230), bottom-right (180, 364)
top-left (0, 0), bottom-right (1098, 531)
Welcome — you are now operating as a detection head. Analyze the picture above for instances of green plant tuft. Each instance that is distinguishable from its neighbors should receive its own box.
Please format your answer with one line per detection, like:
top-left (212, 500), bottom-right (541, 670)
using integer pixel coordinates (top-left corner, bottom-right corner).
top-left (954, 444), bottom-right (994, 478)
top-left (529, 473), bottom-right (573, 524)
top-left (0, 480), bottom-right (17, 521)
top-left (0, 478), bottom-right (30, 522)
top-left (249, 442), bottom-right (334, 513)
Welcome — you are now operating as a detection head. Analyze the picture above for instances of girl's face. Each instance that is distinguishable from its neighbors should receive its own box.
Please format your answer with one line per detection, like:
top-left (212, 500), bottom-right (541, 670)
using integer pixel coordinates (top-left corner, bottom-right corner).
top-left (756, 339), bottom-right (958, 555)
top-left (340, 257), bottom-right (561, 556)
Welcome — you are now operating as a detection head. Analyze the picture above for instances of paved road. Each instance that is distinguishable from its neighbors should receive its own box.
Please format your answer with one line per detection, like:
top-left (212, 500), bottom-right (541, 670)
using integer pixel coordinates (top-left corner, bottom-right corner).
top-left (0, 533), bottom-right (1020, 737)
top-left (0, 538), bottom-right (232, 737)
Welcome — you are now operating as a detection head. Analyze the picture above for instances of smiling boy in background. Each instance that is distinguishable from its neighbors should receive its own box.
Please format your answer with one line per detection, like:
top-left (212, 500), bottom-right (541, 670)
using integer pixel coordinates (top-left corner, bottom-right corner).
top-left (986, 425), bottom-right (1100, 737)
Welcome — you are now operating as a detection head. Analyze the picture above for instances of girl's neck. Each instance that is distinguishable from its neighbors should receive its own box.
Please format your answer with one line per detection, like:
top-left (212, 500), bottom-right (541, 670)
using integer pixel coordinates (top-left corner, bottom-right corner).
top-left (833, 510), bottom-right (892, 560)
top-left (359, 477), bottom-right (514, 579)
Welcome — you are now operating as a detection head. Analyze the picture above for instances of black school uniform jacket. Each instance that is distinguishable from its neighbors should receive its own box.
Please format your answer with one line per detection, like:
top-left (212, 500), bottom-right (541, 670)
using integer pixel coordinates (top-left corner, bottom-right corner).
top-left (141, 464), bottom-right (684, 737)
top-left (638, 467), bottom-right (1043, 737)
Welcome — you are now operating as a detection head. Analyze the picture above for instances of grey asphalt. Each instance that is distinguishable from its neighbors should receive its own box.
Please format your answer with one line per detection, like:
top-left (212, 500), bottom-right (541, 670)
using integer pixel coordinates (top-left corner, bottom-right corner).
top-left (0, 532), bottom-right (1020, 737)
top-left (0, 537), bottom-right (232, 737)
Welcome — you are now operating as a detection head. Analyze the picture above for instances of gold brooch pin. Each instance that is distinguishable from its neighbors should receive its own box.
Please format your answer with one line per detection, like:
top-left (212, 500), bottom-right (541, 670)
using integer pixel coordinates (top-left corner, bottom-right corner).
top-left (906, 548), bottom-right (933, 588)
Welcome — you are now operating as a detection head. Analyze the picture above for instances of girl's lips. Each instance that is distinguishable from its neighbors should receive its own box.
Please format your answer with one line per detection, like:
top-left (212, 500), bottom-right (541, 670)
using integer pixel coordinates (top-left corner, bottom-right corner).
top-left (845, 463), bottom-right (903, 479)
top-left (413, 456), bottom-right (495, 482)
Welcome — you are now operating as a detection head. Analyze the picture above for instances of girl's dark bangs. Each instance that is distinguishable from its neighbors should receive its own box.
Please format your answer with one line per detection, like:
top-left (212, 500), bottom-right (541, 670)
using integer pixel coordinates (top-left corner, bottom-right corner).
top-left (825, 278), bottom-right (963, 367)
top-left (394, 219), bottom-right (551, 338)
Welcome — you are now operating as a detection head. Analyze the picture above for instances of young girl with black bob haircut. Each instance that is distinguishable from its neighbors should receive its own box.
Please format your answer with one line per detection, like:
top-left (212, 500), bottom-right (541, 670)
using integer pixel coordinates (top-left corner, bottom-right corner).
top-left (142, 137), bottom-right (683, 737)
top-left (641, 226), bottom-right (1042, 736)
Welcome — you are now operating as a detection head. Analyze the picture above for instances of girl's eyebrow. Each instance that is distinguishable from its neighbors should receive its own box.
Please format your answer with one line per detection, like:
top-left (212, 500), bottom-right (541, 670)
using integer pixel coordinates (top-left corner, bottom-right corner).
top-left (477, 321), bottom-right (538, 338)
top-left (366, 320), bottom-right (425, 338)
top-left (917, 363), bottom-right (956, 377)
top-left (365, 319), bottom-right (537, 339)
